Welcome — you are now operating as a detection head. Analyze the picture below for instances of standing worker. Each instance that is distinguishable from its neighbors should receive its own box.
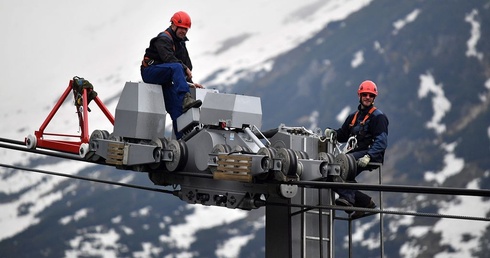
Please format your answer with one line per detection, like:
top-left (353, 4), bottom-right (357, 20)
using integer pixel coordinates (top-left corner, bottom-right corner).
top-left (325, 80), bottom-right (389, 219)
top-left (141, 11), bottom-right (204, 139)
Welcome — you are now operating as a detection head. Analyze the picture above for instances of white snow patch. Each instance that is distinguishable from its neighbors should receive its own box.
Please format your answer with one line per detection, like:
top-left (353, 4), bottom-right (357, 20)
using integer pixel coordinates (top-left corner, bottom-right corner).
top-left (160, 205), bottom-right (248, 249)
top-left (120, 225), bottom-right (134, 235)
top-left (465, 9), bottom-right (483, 61)
top-left (400, 240), bottom-right (425, 258)
top-left (216, 234), bottom-right (255, 258)
top-left (59, 208), bottom-right (91, 225)
top-left (389, 215), bottom-right (413, 236)
top-left (252, 216), bottom-right (266, 230)
top-left (392, 9), bottom-right (421, 35)
top-left (307, 110), bottom-right (320, 131)
top-left (0, 161), bottom-right (93, 241)
top-left (399, 177), bottom-right (490, 258)
top-left (407, 226), bottom-right (430, 238)
top-left (393, 211), bottom-right (425, 258)
top-left (164, 251), bottom-right (196, 258)
top-left (133, 242), bottom-right (163, 258)
top-left (433, 179), bottom-right (490, 258)
top-left (337, 106), bottom-right (352, 124)
top-left (65, 227), bottom-right (121, 258)
top-left (374, 41), bottom-right (385, 54)
top-left (115, 174), bottom-right (135, 185)
top-left (424, 142), bottom-right (464, 185)
top-left (488, 127), bottom-right (490, 149)
top-left (418, 72), bottom-right (451, 134)
top-left (130, 206), bottom-right (152, 217)
top-left (159, 215), bottom-right (172, 230)
top-left (351, 50), bottom-right (364, 68)
top-left (481, 78), bottom-right (490, 102)
top-left (215, 217), bottom-right (265, 257)
top-left (349, 218), bottom-right (380, 250)
top-left (111, 215), bottom-right (122, 224)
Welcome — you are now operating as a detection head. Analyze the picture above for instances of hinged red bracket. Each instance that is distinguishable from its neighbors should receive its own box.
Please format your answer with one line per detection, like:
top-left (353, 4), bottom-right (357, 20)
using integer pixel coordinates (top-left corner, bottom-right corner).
top-left (25, 79), bottom-right (114, 155)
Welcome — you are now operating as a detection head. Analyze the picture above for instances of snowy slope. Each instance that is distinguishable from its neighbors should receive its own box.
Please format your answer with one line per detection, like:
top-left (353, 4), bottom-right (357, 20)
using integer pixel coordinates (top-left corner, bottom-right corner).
top-left (0, 0), bottom-right (371, 140)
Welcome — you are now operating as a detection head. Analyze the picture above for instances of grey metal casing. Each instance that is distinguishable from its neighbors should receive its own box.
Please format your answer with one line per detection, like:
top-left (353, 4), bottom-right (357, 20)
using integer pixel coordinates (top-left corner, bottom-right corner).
top-left (113, 82), bottom-right (166, 140)
top-left (200, 92), bottom-right (262, 130)
top-left (177, 88), bottom-right (219, 133)
top-left (191, 87), bottom-right (219, 102)
top-left (184, 128), bottom-right (260, 172)
top-left (270, 131), bottom-right (320, 160)
top-left (177, 108), bottom-right (200, 133)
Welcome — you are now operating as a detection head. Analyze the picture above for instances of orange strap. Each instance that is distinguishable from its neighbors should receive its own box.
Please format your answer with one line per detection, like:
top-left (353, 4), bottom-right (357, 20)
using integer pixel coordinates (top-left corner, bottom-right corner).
top-left (349, 106), bottom-right (377, 127)
top-left (162, 31), bottom-right (176, 51)
top-left (141, 31), bottom-right (176, 67)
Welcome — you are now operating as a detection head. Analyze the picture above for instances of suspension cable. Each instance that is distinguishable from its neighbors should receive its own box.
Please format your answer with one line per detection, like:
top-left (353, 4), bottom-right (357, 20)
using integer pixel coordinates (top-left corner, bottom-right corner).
top-left (265, 200), bottom-right (490, 222)
top-left (0, 163), bottom-right (177, 195)
top-left (0, 141), bottom-right (85, 162)
top-left (1, 137), bottom-right (489, 222)
top-left (281, 180), bottom-right (490, 197)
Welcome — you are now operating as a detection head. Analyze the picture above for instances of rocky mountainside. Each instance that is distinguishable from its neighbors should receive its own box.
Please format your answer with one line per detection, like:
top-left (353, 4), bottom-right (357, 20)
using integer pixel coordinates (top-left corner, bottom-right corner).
top-left (232, 0), bottom-right (490, 257)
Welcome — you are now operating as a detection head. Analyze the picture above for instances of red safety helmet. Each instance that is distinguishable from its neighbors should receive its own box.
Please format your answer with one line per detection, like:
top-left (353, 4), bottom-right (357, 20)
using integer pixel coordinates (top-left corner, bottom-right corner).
top-left (170, 11), bottom-right (191, 29)
top-left (357, 80), bottom-right (378, 97)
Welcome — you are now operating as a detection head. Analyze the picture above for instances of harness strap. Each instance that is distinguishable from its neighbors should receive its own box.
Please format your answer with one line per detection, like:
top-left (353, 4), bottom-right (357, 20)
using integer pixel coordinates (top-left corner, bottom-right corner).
top-left (349, 106), bottom-right (377, 127)
top-left (141, 30), bottom-right (176, 68)
top-left (161, 30), bottom-right (176, 51)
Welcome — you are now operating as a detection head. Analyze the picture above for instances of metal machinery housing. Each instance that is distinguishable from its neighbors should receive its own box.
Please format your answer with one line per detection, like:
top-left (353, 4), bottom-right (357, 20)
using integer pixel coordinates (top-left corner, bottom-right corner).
top-left (26, 81), bottom-right (364, 257)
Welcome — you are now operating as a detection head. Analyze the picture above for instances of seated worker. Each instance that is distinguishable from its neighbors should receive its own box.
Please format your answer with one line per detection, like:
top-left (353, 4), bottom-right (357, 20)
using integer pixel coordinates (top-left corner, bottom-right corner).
top-left (325, 80), bottom-right (389, 219)
top-left (141, 11), bottom-right (204, 139)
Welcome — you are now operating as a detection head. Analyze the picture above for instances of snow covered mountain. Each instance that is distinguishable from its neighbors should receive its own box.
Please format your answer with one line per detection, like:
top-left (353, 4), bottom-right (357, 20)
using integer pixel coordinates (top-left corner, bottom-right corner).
top-left (1, 0), bottom-right (489, 257)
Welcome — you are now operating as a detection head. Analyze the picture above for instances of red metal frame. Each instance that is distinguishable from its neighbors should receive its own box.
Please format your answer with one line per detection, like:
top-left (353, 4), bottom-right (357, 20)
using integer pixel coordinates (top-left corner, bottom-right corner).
top-left (31, 80), bottom-right (115, 154)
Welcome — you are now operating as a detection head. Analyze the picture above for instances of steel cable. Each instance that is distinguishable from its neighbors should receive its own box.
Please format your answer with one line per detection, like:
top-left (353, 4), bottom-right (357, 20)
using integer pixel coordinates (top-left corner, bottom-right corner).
top-left (0, 163), bottom-right (176, 195)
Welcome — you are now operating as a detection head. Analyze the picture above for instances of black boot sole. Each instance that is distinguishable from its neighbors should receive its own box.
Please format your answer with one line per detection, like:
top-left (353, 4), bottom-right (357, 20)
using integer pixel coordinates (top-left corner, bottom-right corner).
top-left (183, 100), bottom-right (202, 112)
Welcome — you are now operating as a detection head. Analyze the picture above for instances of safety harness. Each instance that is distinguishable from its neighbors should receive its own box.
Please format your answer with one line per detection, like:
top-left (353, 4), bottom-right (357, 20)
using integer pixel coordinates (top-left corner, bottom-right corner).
top-left (349, 106), bottom-right (377, 128)
top-left (142, 30), bottom-right (175, 68)
top-left (72, 76), bottom-right (97, 112)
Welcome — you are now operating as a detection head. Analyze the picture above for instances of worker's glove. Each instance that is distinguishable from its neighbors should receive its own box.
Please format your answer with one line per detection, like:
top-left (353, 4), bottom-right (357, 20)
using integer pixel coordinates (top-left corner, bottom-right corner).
top-left (324, 128), bottom-right (337, 141)
top-left (357, 154), bottom-right (371, 167)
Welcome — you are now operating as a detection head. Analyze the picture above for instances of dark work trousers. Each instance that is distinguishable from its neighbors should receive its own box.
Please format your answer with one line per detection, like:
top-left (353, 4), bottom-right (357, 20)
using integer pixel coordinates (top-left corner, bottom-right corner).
top-left (335, 150), bottom-right (375, 207)
top-left (141, 63), bottom-right (190, 139)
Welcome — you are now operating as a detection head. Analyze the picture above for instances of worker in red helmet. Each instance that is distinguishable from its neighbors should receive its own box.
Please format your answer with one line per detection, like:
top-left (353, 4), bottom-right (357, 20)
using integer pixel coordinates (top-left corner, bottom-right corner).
top-left (141, 11), bottom-right (204, 139)
top-left (325, 80), bottom-right (389, 219)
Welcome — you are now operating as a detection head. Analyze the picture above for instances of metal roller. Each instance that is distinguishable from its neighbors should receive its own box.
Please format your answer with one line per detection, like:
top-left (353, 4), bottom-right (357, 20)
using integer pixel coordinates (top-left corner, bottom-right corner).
top-left (294, 150), bottom-right (309, 160)
top-left (79, 143), bottom-right (89, 158)
top-left (346, 153), bottom-right (357, 181)
top-left (148, 138), bottom-right (167, 170)
top-left (318, 152), bottom-right (335, 163)
top-left (88, 129), bottom-right (109, 161)
top-left (256, 147), bottom-right (278, 181)
top-left (108, 133), bottom-right (123, 142)
top-left (165, 139), bottom-right (188, 172)
top-left (25, 134), bottom-right (37, 149)
top-left (277, 148), bottom-right (299, 180)
top-left (232, 145), bottom-right (251, 153)
top-left (211, 144), bottom-right (232, 154)
top-left (335, 153), bottom-right (357, 182)
top-left (257, 147), bottom-right (275, 159)
top-left (334, 153), bottom-right (350, 182)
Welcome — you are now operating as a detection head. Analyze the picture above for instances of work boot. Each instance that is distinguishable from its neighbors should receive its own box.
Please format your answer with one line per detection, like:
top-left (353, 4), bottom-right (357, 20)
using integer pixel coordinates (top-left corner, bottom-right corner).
top-left (335, 198), bottom-right (354, 214)
top-left (182, 92), bottom-right (202, 112)
top-left (350, 199), bottom-right (377, 219)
